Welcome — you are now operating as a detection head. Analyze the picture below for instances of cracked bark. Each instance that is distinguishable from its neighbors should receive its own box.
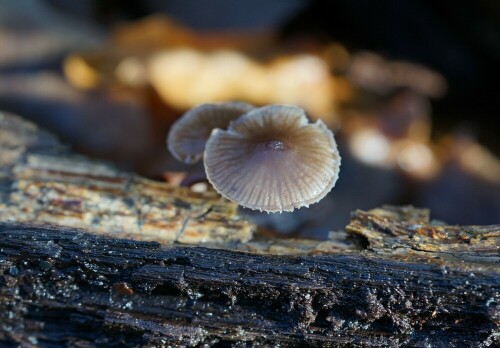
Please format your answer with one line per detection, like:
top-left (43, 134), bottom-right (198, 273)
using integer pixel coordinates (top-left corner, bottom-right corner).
top-left (0, 112), bottom-right (499, 347)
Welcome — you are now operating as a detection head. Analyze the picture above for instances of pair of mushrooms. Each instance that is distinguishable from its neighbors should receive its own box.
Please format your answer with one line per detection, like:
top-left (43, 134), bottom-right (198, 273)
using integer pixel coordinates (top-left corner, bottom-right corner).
top-left (167, 103), bottom-right (341, 213)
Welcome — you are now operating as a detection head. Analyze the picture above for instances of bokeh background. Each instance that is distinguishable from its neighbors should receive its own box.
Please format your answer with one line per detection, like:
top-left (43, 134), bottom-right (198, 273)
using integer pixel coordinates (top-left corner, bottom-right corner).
top-left (1, 0), bottom-right (498, 238)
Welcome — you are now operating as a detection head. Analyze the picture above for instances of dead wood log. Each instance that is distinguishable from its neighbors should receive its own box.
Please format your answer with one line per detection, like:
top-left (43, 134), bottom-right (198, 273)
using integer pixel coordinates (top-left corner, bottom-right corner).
top-left (0, 111), bottom-right (498, 347)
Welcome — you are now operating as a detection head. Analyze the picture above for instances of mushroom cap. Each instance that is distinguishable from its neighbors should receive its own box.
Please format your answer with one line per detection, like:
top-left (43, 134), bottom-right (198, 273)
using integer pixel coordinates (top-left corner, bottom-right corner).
top-left (167, 102), bottom-right (254, 164)
top-left (204, 105), bottom-right (341, 212)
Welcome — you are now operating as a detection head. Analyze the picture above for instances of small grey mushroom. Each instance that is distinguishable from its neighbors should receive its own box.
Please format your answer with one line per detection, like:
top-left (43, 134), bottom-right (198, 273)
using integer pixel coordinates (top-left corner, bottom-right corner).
top-left (167, 102), bottom-right (254, 164)
top-left (204, 105), bottom-right (341, 213)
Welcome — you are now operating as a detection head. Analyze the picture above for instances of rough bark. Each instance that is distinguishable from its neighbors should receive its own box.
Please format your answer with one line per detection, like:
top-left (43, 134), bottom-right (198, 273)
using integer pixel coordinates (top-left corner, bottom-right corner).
top-left (0, 112), bottom-right (498, 347)
top-left (0, 219), bottom-right (498, 347)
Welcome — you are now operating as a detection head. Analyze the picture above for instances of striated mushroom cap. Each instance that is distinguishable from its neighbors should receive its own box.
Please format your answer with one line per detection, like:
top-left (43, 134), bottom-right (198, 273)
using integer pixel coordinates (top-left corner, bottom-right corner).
top-left (204, 105), bottom-right (341, 212)
top-left (167, 102), bottom-right (254, 164)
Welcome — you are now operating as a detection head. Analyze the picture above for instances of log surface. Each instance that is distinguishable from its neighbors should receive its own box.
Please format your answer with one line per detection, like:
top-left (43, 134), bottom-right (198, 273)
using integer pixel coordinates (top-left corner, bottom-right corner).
top-left (0, 221), bottom-right (498, 347)
top-left (0, 112), bottom-right (499, 347)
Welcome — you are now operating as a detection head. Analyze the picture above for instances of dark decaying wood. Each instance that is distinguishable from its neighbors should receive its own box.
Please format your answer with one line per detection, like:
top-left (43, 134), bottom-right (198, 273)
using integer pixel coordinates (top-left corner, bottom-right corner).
top-left (0, 220), bottom-right (498, 347)
top-left (0, 111), bottom-right (499, 347)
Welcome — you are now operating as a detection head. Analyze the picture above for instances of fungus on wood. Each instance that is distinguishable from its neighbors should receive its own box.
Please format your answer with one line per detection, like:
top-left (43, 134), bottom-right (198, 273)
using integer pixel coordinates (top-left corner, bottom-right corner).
top-left (0, 111), bottom-right (498, 347)
top-left (168, 103), bottom-right (341, 212)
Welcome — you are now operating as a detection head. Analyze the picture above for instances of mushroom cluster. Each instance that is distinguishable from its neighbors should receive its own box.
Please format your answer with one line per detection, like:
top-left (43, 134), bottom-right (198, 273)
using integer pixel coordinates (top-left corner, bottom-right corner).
top-left (167, 103), bottom-right (341, 213)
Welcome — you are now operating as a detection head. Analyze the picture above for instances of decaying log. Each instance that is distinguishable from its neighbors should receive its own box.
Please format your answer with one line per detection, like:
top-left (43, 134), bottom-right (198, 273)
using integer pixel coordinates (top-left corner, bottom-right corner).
top-left (0, 111), bottom-right (499, 347)
top-left (0, 218), bottom-right (498, 347)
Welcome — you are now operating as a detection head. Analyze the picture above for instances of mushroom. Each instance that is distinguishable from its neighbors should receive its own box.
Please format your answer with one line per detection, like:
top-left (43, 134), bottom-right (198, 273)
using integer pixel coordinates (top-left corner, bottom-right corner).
top-left (204, 105), bottom-right (341, 212)
top-left (167, 102), bottom-right (254, 164)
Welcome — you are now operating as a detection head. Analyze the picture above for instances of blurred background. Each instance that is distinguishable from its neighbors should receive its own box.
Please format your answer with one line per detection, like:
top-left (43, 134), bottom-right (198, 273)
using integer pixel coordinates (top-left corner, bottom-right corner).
top-left (0, 0), bottom-right (498, 238)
